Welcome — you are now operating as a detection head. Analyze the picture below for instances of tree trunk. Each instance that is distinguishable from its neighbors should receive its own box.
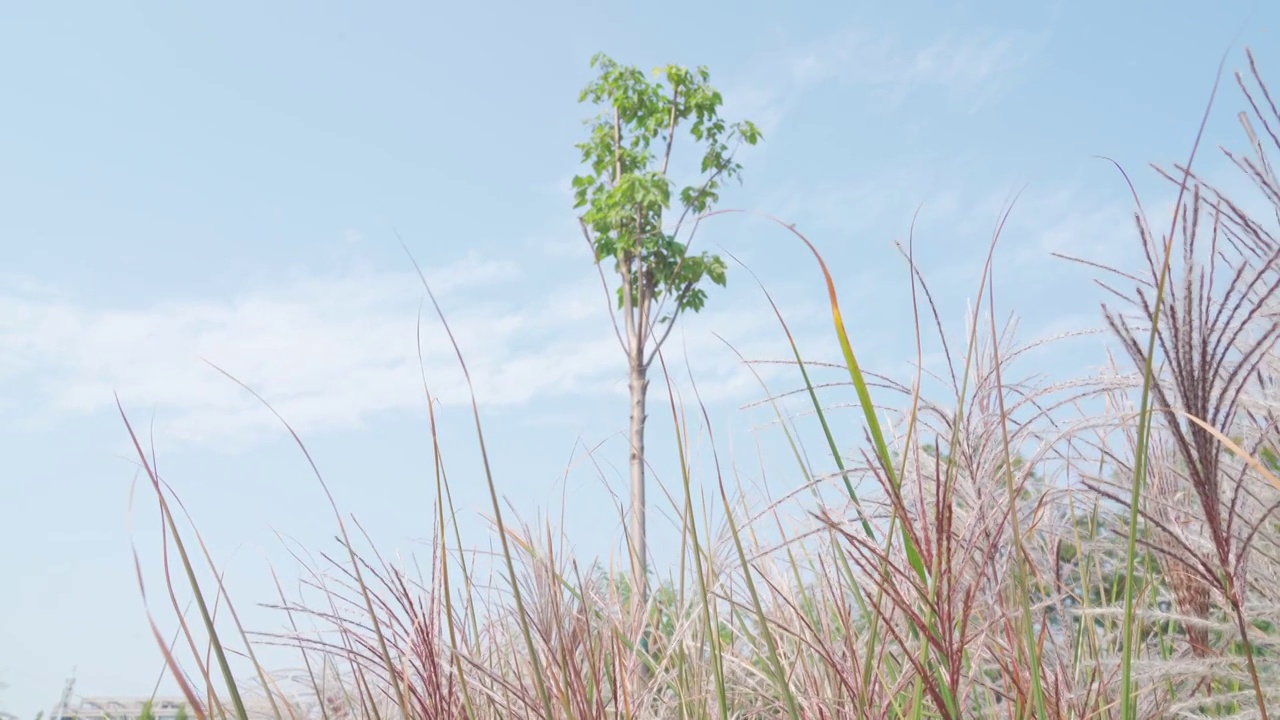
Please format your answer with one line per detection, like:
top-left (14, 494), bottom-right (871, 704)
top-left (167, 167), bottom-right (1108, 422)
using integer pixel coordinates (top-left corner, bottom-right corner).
top-left (628, 360), bottom-right (649, 603)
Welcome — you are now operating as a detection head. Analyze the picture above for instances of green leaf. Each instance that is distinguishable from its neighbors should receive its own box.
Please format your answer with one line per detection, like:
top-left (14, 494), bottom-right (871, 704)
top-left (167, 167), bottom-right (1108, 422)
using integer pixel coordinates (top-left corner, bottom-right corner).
top-left (575, 53), bottom-right (758, 330)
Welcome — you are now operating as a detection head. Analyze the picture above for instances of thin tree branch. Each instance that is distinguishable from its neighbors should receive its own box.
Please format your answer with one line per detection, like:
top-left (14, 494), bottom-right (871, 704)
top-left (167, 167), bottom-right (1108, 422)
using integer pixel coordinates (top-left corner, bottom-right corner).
top-left (644, 283), bottom-right (697, 368)
top-left (648, 188), bottom-right (719, 335)
top-left (659, 82), bottom-right (679, 178)
top-left (613, 105), bottom-right (623, 185)
top-left (621, 252), bottom-right (638, 355)
top-left (579, 218), bottom-right (628, 356)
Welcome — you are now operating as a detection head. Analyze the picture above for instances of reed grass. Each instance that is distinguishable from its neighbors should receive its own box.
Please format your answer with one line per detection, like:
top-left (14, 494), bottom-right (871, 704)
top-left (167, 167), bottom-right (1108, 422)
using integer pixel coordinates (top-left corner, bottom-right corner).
top-left (122, 49), bottom-right (1280, 719)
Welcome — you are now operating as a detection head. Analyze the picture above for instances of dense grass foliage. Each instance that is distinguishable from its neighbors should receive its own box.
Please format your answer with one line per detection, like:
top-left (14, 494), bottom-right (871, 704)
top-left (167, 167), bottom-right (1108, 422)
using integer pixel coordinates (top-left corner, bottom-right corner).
top-left (123, 50), bottom-right (1280, 719)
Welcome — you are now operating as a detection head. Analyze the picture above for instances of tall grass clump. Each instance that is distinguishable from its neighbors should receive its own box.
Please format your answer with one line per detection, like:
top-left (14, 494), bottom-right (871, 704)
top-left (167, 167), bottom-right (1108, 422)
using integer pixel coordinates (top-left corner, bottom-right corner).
top-left (120, 49), bottom-right (1280, 718)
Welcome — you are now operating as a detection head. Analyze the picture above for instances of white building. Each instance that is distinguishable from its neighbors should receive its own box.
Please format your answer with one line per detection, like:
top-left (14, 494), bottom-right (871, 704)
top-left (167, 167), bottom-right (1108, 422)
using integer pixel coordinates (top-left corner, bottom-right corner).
top-left (54, 696), bottom-right (283, 720)
top-left (53, 698), bottom-right (190, 720)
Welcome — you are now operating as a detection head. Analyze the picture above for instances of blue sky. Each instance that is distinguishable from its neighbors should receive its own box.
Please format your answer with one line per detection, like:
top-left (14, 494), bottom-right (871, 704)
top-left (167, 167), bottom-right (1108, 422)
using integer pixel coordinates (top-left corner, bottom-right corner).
top-left (2, 0), bottom-right (1277, 715)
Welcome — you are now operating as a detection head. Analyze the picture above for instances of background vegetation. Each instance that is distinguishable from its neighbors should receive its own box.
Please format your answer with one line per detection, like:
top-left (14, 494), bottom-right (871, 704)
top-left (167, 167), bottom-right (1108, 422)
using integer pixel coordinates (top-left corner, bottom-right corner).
top-left (119, 49), bottom-right (1280, 719)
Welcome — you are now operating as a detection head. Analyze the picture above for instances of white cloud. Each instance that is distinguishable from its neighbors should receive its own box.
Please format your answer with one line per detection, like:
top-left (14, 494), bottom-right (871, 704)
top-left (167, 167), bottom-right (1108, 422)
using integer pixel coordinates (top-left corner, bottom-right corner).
top-left (0, 252), bottom-right (819, 450)
top-left (724, 25), bottom-right (1040, 135)
top-left (840, 28), bottom-right (1036, 106)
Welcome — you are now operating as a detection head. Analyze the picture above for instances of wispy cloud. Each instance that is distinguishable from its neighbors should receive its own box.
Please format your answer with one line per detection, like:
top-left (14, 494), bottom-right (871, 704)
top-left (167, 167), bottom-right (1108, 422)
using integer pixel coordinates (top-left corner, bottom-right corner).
top-left (724, 24), bottom-right (1043, 136)
top-left (0, 252), bottom-right (820, 449)
top-left (789, 28), bottom-right (1032, 105)
top-left (2, 253), bottom-right (509, 442)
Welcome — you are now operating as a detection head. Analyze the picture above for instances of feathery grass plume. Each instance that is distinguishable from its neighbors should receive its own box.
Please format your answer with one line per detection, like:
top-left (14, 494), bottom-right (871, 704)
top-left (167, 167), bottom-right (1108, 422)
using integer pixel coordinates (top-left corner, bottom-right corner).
top-left (1073, 47), bottom-right (1280, 718)
top-left (125, 47), bottom-right (1280, 720)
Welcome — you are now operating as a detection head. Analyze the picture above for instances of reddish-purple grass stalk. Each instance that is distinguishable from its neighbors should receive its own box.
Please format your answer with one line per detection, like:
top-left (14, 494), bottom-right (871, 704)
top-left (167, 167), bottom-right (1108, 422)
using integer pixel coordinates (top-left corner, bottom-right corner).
top-left (122, 48), bottom-right (1280, 720)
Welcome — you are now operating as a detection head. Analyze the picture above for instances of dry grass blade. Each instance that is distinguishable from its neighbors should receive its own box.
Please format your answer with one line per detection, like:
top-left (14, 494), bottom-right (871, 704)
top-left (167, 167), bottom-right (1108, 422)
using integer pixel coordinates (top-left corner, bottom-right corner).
top-left (120, 46), bottom-right (1280, 720)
